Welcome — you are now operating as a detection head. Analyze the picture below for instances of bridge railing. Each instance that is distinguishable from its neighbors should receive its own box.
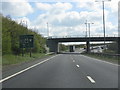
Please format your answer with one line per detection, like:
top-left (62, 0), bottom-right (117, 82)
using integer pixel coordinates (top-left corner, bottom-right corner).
top-left (46, 34), bottom-right (118, 39)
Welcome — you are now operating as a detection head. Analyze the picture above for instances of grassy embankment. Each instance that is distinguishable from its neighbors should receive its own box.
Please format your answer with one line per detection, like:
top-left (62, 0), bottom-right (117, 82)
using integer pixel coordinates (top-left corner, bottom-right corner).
top-left (2, 15), bottom-right (50, 66)
top-left (82, 42), bottom-right (119, 64)
top-left (82, 52), bottom-right (119, 64)
top-left (83, 50), bottom-right (120, 64)
top-left (2, 53), bottom-right (51, 66)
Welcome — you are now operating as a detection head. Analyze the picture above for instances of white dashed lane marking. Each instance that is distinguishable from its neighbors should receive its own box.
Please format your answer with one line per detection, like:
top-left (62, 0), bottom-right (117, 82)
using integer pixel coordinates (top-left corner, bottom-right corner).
top-left (76, 65), bottom-right (80, 67)
top-left (87, 76), bottom-right (96, 83)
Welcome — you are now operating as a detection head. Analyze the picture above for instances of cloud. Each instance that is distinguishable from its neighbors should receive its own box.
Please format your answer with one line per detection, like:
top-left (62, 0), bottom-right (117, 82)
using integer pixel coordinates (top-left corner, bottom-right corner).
top-left (2, 0), bottom-right (28, 2)
top-left (2, 0), bottom-right (33, 16)
top-left (36, 3), bottom-right (52, 11)
top-left (32, 2), bottom-right (117, 37)
top-left (76, 0), bottom-right (101, 11)
top-left (51, 11), bottom-right (81, 27)
top-left (107, 0), bottom-right (119, 13)
top-left (36, 2), bottom-right (72, 14)
top-left (5, 1), bottom-right (117, 37)
top-left (33, 2), bottom-right (73, 26)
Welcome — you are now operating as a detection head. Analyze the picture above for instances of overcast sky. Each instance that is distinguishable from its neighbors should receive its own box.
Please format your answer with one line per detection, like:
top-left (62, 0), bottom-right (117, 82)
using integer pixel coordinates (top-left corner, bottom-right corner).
top-left (1, 0), bottom-right (119, 41)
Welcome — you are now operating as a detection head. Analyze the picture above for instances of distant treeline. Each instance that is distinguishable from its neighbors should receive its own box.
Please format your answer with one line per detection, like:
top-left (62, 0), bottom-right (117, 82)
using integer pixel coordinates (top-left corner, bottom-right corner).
top-left (59, 44), bottom-right (69, 52)
top-left (2, 15), bottom-right (46, 55)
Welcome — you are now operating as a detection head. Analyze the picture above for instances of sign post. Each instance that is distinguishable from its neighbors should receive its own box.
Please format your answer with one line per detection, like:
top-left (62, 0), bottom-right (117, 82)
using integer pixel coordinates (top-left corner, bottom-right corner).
top-left (19, 35), bottom-right (34, 57)
top-left (30, 48), bottom-right (32, 57)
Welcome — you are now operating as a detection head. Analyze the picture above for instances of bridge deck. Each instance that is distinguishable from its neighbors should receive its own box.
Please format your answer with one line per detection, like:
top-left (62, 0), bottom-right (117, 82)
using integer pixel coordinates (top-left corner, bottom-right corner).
top-left (47, 37), bottom-right (119, 42)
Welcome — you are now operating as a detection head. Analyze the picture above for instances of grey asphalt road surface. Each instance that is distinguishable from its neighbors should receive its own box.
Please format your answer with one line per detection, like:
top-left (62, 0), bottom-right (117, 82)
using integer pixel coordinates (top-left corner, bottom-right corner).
top-left (2, 54), bottom-right (118, 88)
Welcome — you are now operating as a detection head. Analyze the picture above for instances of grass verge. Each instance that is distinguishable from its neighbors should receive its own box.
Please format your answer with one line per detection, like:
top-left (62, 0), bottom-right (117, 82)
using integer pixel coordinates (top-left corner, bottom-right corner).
top-left (82, 53), bottom-right (119, 64)
top-left (2, 53), bottom-right (51, 66)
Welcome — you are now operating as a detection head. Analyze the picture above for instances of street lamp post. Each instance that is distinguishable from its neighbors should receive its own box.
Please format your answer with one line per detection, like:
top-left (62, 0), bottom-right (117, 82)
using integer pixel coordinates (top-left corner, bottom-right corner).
top-left (102, 1), bottom-right (106, 49)
top-left (85, 20), bottom-right (88, 37)
top-left (95, 0), bottom-right (111, 49)
top-left (85, 21), bottom-right (94, 53)
top-left (25, 21), bottom-right (27, 28)
top-left (20, 20), bottom-right (28, 34)
top-left (24, 20), bottom-right (28, 34)
top-left (88, 23), bottom-right (94, 40)
top-left (21, 20), bottom-right (27, 28)
top-left (47, 22), bottom-right (49, 37)
top-left (88, 23), bottom-right (94, 52)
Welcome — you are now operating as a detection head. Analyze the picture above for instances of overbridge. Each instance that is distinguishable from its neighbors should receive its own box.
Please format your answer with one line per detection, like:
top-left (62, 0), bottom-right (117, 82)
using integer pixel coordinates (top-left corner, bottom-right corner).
top-left (46, 37), bottom-right (119, 53)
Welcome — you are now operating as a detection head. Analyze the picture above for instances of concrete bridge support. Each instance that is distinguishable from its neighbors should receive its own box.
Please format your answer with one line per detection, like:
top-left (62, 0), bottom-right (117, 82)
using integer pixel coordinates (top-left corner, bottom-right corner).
top-left (86, 41), bottom-right (90, 53)
top-left (69, 46), bottom-right (74, 52)
top-left (46, 40), bottom-right (58, 53)
top-left (118, 38), bottom-right (120, 54)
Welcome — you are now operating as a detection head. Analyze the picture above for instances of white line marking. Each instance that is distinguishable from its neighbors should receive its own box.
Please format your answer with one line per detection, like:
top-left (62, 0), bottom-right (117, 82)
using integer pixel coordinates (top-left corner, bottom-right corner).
top-left (0, 55), bottom-right (58, 83)
top-left (87, 76), bottom-right (95, 83)
top-left (76, 65), bottom-right (79, 67)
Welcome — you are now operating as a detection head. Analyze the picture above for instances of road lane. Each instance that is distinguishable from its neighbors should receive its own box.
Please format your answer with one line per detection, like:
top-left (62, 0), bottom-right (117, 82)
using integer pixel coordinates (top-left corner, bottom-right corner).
top-left (3, 54), bottom-right (91, 88)
top-left (2, 54), bottom-right (118, 88)
top-left (72, 54), bottom-right (118, 88)
top-left (1, 55), bottom-right (58, 83)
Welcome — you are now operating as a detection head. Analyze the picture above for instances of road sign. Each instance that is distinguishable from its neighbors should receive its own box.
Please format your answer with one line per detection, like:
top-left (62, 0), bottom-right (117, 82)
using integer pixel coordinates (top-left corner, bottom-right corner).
top-left (19, 35), bottom-right (34, 48)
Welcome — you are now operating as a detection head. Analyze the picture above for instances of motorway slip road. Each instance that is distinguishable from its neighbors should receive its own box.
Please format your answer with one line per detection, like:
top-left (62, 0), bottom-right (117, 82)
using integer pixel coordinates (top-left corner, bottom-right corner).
top-left (1, 54), bottom-right (118, 88)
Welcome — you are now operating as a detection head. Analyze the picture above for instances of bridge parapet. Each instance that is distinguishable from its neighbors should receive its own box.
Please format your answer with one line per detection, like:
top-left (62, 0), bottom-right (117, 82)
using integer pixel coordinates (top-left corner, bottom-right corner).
top-left (46, 34), bottom-right (118, 39)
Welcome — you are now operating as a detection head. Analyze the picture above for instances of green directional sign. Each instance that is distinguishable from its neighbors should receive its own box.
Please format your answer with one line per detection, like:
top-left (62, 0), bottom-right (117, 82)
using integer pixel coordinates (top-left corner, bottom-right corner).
top-left (19, 35), bottom-right (34, 48)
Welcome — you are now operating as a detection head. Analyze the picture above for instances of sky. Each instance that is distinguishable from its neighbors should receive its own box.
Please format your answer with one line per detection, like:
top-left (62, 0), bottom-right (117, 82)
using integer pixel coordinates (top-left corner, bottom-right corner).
top-left (1, 0), bottom-right (120, 44)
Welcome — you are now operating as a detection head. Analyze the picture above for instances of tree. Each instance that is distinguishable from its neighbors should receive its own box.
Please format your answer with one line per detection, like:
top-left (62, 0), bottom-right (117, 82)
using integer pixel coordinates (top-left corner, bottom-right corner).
top-left (2, 15), bottom-right (47, 55)
top-left (59, 44), bottom-right (68, 52)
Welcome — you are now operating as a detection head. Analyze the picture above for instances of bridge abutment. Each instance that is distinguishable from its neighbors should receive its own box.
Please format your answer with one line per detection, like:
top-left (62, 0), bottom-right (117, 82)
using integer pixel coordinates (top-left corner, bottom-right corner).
top-left (46, 40), bottom-right (58, 53)
top-left (69, 46), bottom-right (75, 52)
top-left (86, 41), bottom-right (90, 53)
top-left (118, 38), bottom-right (120, 54)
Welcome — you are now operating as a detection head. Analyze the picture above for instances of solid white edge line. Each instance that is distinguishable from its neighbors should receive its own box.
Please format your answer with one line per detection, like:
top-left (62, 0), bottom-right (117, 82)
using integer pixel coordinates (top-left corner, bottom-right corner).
top-left (87, 76), bottom-right (95, 83)
top-left (0, 55), bottom-right (59, 83)
top-left (76, 65), bottom-right (79, 67)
